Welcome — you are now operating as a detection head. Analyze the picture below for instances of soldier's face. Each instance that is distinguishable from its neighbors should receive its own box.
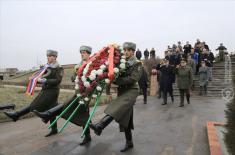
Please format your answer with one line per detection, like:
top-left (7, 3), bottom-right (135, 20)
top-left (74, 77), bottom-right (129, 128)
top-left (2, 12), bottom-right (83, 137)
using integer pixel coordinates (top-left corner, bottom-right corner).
top-left (181, 62), bottom-right (186, 66)
top-left (124, 48), bottom-right (134, 59)
top-left (81, 51), bottom-right (90, 61)
top-left (47, 55), bottom-right (56, 64)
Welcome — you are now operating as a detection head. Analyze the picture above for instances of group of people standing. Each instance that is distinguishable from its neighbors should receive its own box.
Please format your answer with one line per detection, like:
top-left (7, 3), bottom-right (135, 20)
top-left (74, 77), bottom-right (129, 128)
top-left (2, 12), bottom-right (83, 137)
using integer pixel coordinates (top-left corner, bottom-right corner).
top-left (136, 40), bottom-right (228, 107)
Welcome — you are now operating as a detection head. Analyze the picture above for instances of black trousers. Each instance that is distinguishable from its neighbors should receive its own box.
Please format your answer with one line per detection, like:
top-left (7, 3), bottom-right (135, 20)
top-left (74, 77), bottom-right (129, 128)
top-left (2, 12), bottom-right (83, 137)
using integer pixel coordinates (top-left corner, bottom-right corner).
top-left (163, 90), bottom-right (173, 104)
top-left (179, 89), bottom-right (190, 105)
top-left (142, 87), bottom-right (147, 102)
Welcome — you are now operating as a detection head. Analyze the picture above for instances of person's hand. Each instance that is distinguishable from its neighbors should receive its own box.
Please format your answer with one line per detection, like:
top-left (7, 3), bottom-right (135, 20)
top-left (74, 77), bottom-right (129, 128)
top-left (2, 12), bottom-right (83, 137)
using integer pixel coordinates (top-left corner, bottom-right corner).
top-left (37, 78), bottom-right (47, 83)
top-left (176, 65), bottom-right (180, 68)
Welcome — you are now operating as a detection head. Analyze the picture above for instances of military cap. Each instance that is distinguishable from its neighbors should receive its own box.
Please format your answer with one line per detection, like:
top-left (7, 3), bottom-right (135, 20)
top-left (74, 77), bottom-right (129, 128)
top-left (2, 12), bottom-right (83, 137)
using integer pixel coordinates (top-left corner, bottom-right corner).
top-left (123, 42), bottom-right (136, 51)
top-left (80, 45), bottom-right (92, 54)
top-left (47, 50), bottom-right (58, 57)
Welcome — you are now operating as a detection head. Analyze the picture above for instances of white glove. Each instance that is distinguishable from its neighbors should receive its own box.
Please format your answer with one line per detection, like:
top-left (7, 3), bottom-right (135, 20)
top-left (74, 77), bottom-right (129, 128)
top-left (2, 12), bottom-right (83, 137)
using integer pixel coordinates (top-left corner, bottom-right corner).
top-left (37, 78), bottom-right (47, 83)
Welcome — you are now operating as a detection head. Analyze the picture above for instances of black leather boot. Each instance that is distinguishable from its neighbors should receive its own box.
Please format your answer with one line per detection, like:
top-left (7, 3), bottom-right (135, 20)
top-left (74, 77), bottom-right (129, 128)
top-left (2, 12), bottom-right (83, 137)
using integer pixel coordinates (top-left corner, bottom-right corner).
top-left (89, 115), bottom-right (113, 136)
top-left (0, 104), bottom-right (15, 110)
top-left (120, 129), bottom-right (133, 152)
top-left (79, 126), bottom-right (91, 145)
top-left (45, 117), bottom-right (58, 137)
top-left (4, 105), bottom-right (30, 122)
top-left (33, 104), bottom-right (63, 124)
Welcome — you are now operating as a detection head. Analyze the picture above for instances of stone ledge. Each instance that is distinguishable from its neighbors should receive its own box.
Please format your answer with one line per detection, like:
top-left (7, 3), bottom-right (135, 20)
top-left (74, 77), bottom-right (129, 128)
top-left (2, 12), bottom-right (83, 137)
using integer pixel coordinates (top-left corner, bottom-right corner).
top-left (207, 121), bottom-right (225, 155)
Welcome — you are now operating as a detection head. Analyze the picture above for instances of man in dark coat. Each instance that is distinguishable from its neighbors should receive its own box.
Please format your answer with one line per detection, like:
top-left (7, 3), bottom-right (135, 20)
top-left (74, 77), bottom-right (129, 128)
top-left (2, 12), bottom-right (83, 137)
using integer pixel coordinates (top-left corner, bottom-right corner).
top-left (156, 59), bottom-right (174, 105)
top-left (138, 65), bottom-right (148, 104)
top-left (89, 42), bottom-right (142, 152)
top-left (216, 43), bottom-right (227, 61)
top-left (183, 41), bottom-right (192, 59)
top-left (34, 45), bottom-right (93, 145)
top-left (4, 50), bottom-right (64, 137)
top-left (135, 48), bottom-right (142, 60)
top-left (144, 48), bottom-right (149, 59)
top-left (150, 48), bottom-right (156, 58)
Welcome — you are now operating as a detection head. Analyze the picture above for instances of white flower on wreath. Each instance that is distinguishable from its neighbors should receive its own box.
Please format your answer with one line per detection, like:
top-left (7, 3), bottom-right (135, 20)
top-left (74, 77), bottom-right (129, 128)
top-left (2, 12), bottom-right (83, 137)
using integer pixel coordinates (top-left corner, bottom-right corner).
top-left (91, 70), bottom-right (97, 75)
top-left (105, 79), bottom-right (110, 84)
top-left (114, 67), bottom-right (119, 73)
top-left (76, 93), bottom-right (81, 97)
top-left (92, 94), bottom-right (97, 98)
top-left (105, 61), bottom-right (109, 65)
top-left (100, 65), bottom-right (106, 70)
top-left (121, 55), bottom-right (126, 59)
top-left (97, 69), bottom-right (103, 76)
top-left (120, 63), bottom-right (126, 69)
top-left (84, 81), bottom-right (90, 88)
top-left (81, 76), bottom-right (87, 82)
top-left (120, 59), bottom-right (126, 63)
top-left (89, 73), bottom-right (96, 81)
top-left (75, 84), bottom-right (79, 90)
top-left (96, 86), bottom-right (102, 91)
top-left (75, 76), bottom-right (79, 83)
top-left (84, 97), bottom-right (89, 101)
top-left (79, 100), bottom-right (84, 104)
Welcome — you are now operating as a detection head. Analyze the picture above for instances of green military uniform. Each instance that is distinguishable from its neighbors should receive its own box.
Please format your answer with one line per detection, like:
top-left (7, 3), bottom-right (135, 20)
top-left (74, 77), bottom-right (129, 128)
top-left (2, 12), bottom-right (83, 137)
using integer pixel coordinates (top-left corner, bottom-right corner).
top-left (104, 56), bottom-right (142, 130)
top-left (63, 45), bottom-right (92, 126)
top-left (176, 65), bottom-right (193, 106)
top-left (30, 61), bottom-right (63, 112)
top-left (4, 50), bottom-right (63, 137)
top-left (33, 46), bottom-right (92, 143)
top-left (198, 65), bottom-right (209, 95)
top-left (90, 42), bottom-right (142, 152)
top-left (62, 61), bottom-right (89, 126)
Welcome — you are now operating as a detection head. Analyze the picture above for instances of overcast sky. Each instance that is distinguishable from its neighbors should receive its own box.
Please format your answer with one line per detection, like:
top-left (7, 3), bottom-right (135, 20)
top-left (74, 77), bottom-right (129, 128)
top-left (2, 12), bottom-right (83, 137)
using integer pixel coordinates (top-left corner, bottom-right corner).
top-left (0, 0), bottom-right (234, 70)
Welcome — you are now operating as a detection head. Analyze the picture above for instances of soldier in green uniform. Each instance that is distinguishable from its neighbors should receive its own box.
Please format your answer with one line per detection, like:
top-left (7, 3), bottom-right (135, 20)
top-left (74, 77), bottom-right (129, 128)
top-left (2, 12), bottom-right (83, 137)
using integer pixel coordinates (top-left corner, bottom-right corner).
top-left (4, 50), bottom-right (64, 137)
top-left (34, 46), bottom-right (92, 145)
top-left (175, 59), bottom-right (193, 107)
top-left (198, 60), bottom-right (209, 95)
top-left (216, 43), bottom-right (227, 62)
top-left (89, 42), bottom-right (142, 152)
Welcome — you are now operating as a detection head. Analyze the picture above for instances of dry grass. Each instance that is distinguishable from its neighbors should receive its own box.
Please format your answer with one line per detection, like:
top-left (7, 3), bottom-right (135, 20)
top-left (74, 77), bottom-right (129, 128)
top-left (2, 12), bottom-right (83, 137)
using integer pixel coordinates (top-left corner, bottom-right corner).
top-left (0, 87), bottom-right (111, 122)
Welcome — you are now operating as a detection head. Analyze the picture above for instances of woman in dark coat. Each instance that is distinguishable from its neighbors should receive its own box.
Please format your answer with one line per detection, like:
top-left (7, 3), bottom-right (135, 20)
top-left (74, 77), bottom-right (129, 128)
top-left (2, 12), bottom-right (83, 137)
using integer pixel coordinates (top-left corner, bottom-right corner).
top-left (4, 50), bottom-right (63, 137)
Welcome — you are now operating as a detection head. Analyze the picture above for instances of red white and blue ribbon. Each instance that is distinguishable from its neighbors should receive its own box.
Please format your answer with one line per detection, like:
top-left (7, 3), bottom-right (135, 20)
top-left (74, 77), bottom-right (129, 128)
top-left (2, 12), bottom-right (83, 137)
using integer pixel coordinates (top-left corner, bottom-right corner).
top-left (25, 65), bottom-right (48, 96)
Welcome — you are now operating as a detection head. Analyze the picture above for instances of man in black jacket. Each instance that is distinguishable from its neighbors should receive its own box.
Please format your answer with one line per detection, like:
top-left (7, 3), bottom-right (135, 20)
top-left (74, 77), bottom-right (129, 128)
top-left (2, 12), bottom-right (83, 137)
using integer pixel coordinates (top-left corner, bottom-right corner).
top-left (4, 50), bottom-right (63, 137)
top-left (138, 65), bottom-right (148, 104)
top-left (183, 41), bottom-right (192, 59)
top-left (135, 49), bottom-right (142, 60)
top-left (156, 59), bottom-right (174, 105)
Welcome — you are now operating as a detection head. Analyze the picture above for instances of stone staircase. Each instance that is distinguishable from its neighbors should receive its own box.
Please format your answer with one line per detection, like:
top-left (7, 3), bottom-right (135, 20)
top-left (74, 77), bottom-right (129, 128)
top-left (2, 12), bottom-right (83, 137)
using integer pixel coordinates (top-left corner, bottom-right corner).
top-left (172, 55), bottom-right (235, 97)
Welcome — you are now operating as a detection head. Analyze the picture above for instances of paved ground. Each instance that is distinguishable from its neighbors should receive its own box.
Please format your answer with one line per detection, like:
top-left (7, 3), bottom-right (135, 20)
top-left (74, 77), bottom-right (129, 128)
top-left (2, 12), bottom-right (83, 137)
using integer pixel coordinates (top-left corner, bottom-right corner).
top-left (0, 96), bottom-right (226, 155)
